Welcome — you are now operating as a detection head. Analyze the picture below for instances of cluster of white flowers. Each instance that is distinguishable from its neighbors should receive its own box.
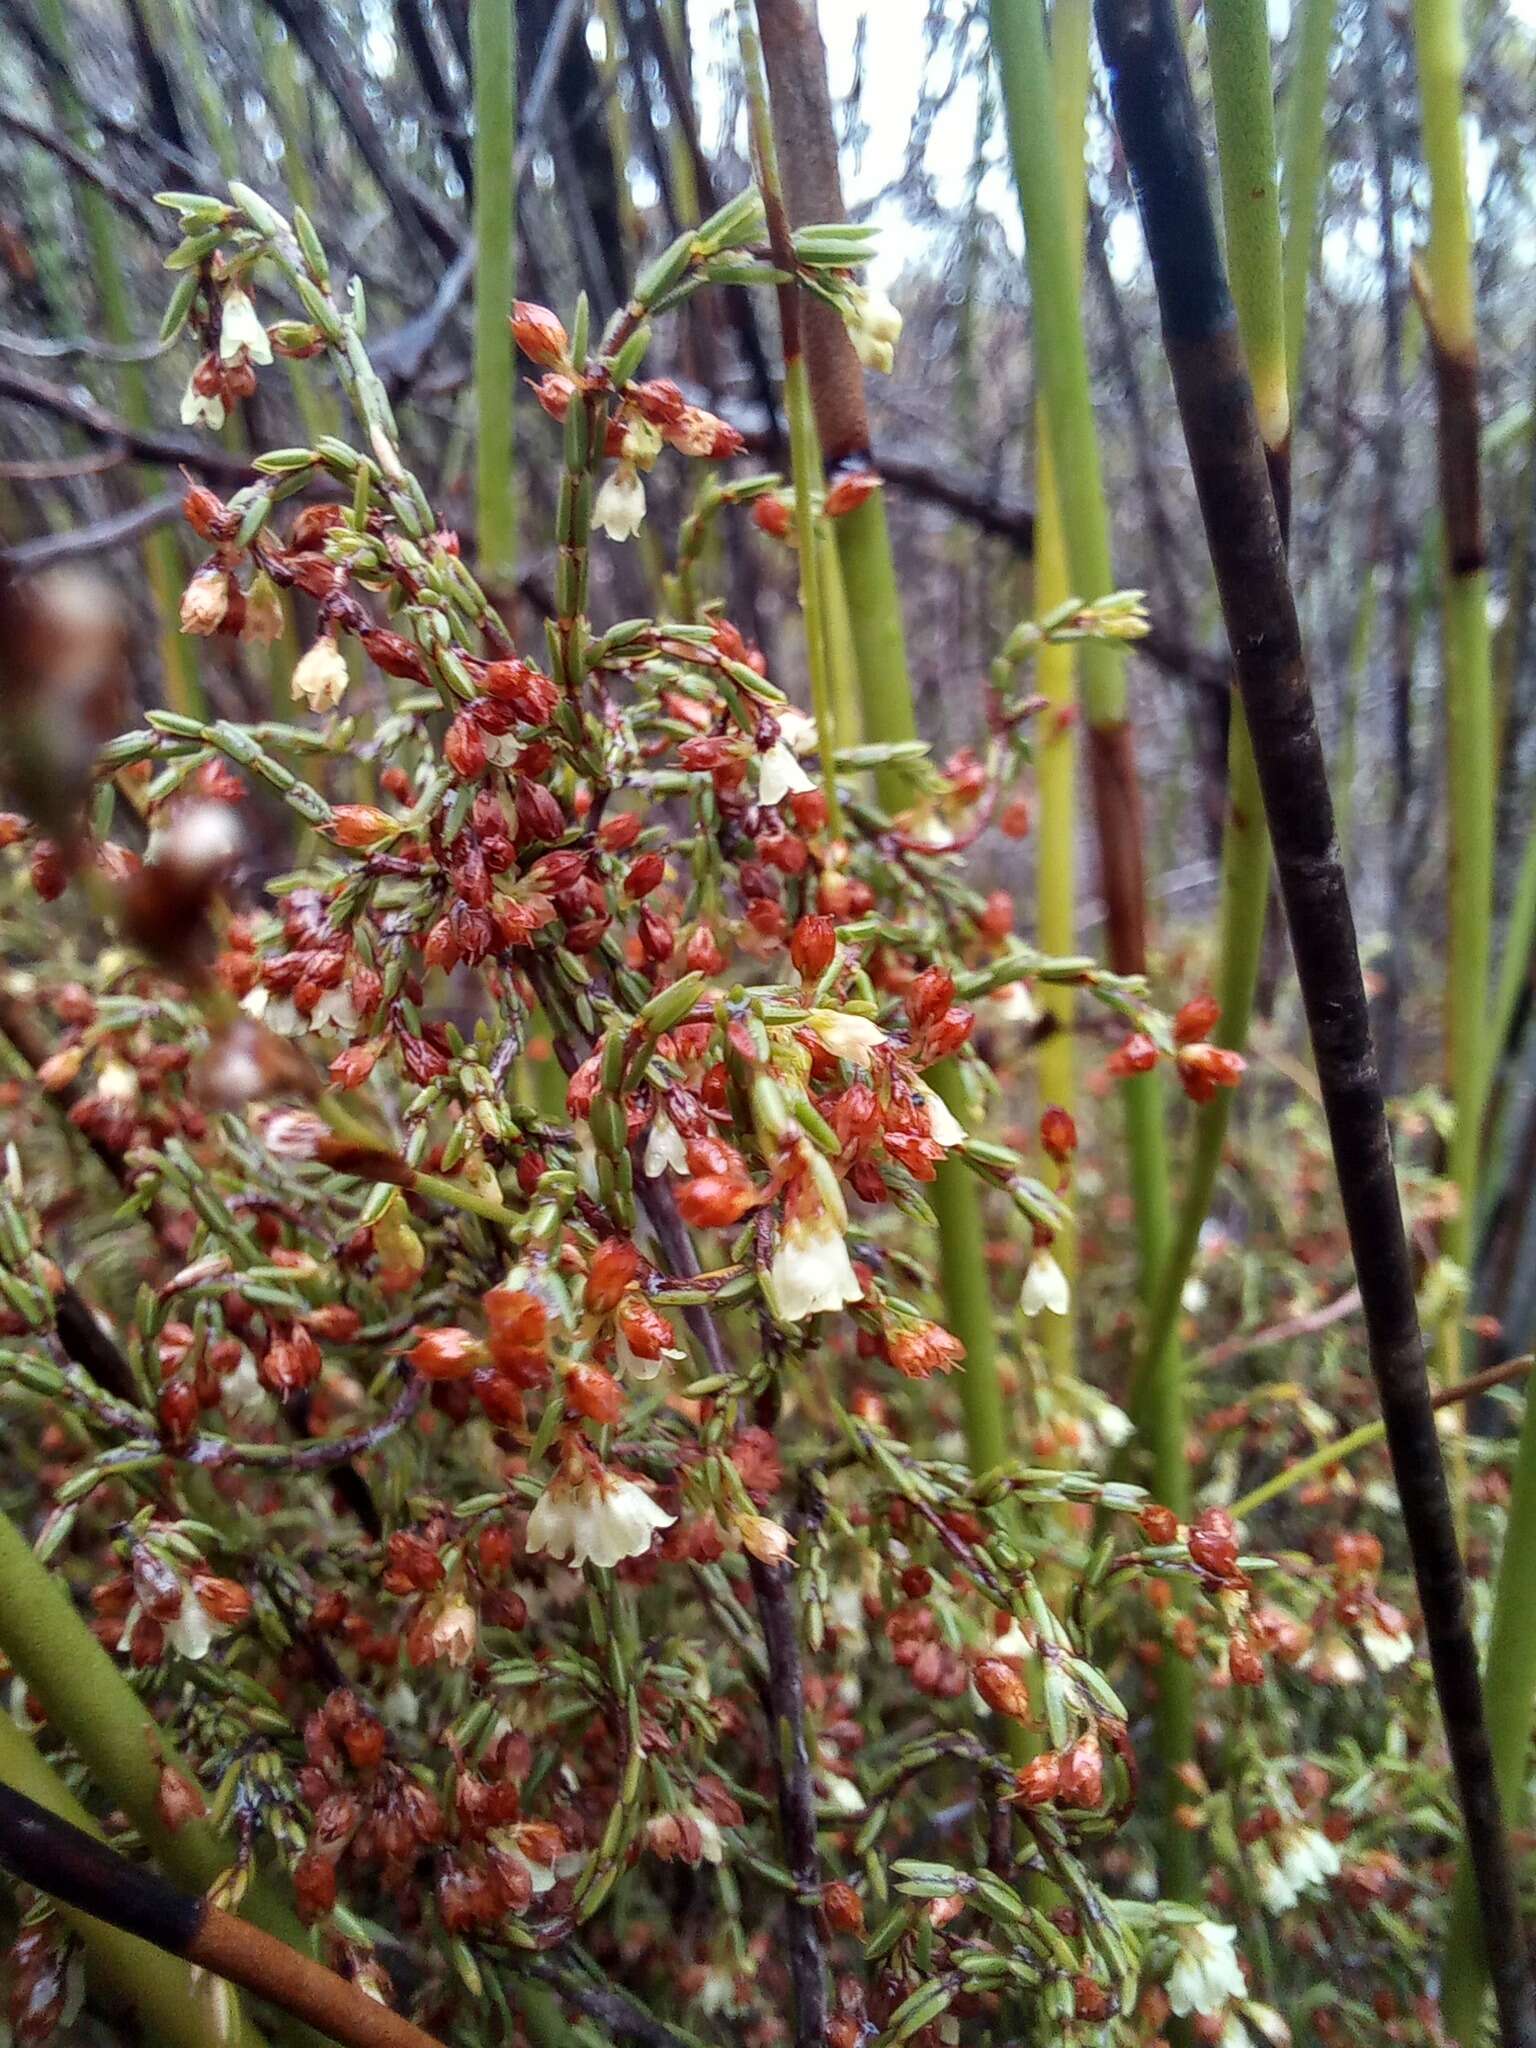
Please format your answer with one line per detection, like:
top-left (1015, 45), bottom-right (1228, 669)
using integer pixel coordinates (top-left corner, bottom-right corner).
top-left (1167, 1919), bottom-right (1247, 2017)
top-left (525, 1463), bottom-right (675, 1571)
top-left (292, 637), bottom-right (350, 713)
top-left (842, 283), bottom-right (903, 374)
top-left (767, 1198), bottom-right (863, 1323)
top-left (1254, 1822), bottom-right (1341, 1915)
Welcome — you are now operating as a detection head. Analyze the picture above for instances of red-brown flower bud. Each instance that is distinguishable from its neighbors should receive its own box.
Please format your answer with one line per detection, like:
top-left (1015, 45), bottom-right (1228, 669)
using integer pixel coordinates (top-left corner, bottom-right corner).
top-left (360, 628), bottom-right (428, 681)
top-left (1106, 1031), bottom-right (1159, 1078)
top-left (510, 301), bottom-right (570, 368)
top-left (481, 658), bottom-right (559, 724)
top-left (823, 470), bottom-right (881, 519)
top-left (1039, 1105), bottom-right (1078, 1164)
top-left (905, 965), bottom-right (955, 1028)
top-left (409, 1327), bottom-right (490, 1381)
top-left (820, 1881), bottom-right (866, 1935)
top-left (565, 1362), bottom-right (624, 1425)
top-left (752, 494), bottom-right (792, 540)
top-left (790, 914), bottom-right (837, 979)
top-left (1174, 992), bottom-right (1222, 1045)
top-left (624, 852), bottom-right (666, 899)
top-left (1188, 1506), bottom-right (1241, 1581)
top-left (675, 1174), bottom-right (758, 1229)
top-left (586, 1237), bottom-right (643, 1313)
top-left (973, 1656), bottom-right (1032, 1721)
top-left (329, 804), bottom-right (398, 849)
top-left (445, 713), bottom-right (487, 780)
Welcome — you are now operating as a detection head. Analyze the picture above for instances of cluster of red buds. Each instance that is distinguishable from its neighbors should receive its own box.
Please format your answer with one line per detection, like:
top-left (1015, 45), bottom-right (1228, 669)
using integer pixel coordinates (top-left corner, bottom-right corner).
top-left (0, 182), bottom-right (1290, 2048)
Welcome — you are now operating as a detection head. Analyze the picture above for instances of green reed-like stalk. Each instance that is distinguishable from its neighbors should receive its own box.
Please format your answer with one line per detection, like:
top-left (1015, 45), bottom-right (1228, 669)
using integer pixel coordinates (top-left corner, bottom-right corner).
top-left (0, 1713), bottom-right (261, 2048)
top-left (33, 0), bottom-right (198, 716)
top-left (1278, 0), bottom-right (1338, 399)
top-left (1434, 0), bottom-right (1523, 1959)
top-left (1033, 0), bottom-right (1091, 1395)
top-left (750, 0), bottom-right (1006, 1495)
top-left (1132, 0), bottom-right (1339, 1420)
top-left (0, 1507), bottom-right (325, 2037)
top-left (472, 0), bottom-right (518, 600)
top-left (984, 0), bottom-right (1172, 1286)
top-left (989, 0), bottom-right (1190, 1901)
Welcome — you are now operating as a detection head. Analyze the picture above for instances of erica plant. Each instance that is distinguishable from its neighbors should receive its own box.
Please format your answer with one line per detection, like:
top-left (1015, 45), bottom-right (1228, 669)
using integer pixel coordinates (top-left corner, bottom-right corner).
top-left (0, 175), bottom-right (1278, 2048)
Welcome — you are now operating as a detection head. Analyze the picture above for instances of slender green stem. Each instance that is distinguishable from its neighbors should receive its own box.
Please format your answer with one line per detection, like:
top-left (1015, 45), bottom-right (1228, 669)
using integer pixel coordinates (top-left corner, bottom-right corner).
top-left (1134, 0), bottom-right (1324, 1406)
top-left (986, 0), bottom-right (1172, 1292)
top-left (817, 523), bottom-right (864, 751)
top-left (986, 0), bottom-right (1123, 729)
top-left (0, 1508), bottom-right (325, 2028)
top-left (1279, 0), bottom-right (1338, 400)
top-left (832, 495), bottom-right (919, 811)
top-left (1231, 1356), bottom-right (1532, 1519)
top-left (472, 0), bottom-right (518, 598)
top-left (1034, 0), bottom-right (1091, 1392)
top-left (33, 0), bottom-right (199, 716)
top-left (1410, 0), bottom-right (1492, 1438)
top-left (0, 1715), bottom-right (263, 2048)
top-left (783, 360), bottom-right (845, 833)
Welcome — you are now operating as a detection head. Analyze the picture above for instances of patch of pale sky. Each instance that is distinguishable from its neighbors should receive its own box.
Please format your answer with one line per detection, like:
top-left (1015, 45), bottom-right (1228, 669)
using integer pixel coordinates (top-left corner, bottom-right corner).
top-left (683, 0), bottom-right (1507, 300)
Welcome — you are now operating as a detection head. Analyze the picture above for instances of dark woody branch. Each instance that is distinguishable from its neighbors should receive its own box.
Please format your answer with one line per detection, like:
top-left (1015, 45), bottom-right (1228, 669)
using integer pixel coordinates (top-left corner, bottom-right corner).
top-left (0, 1780), bottom-right (448, 2048)
top-left (1092, 3), bottom-right (1536, 2043)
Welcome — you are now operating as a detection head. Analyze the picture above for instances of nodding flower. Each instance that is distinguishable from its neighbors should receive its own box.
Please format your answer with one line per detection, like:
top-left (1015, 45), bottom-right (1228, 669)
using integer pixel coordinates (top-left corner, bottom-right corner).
top-left (1019, 1246), bottom-right (1070, 1318)
top-left (524, 1439), bottom-right (674, 1571)
top-left (766, 1163), bottom-right (863, 1325)
top-left (593, 462), bottom-right (647, 542)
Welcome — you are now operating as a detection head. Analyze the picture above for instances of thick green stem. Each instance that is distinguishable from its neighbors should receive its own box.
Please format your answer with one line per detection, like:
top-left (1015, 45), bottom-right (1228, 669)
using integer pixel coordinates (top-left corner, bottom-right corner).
top-left (0, 1715), bottom-right (261, 2048)
top-left (748, 0), bottom-right (1010, 1492)
top-left (985, 0), bottom-right (1171, 1286)
top-left (1410, 0), bottom-right (1492, 1432)
top-left (783, 359), bottom-right (844, 830)
top-left (832, 494), bottom-right (919, 809)
top-left (472, 0), bottom-right (518, 599)
top-left (0, 1508), bottom-right (323, 2015)
top-left (1034, 0), bottom-right (1090, 1392)
top-left (1278, 0), bottom-right (1338, 400)
top-left (33, 0), bottom-right (198, 716)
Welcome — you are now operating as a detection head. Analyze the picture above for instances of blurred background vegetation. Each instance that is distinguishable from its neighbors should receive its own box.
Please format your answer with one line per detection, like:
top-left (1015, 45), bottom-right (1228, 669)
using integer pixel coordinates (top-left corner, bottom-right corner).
top-left (2, 0), bottom-right (1536, 1354)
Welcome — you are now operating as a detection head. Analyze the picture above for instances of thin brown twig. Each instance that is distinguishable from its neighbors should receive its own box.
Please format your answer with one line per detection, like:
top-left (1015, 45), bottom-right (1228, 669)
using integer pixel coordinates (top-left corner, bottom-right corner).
top-left (1193, 1285), bottom-right (1362, 1373)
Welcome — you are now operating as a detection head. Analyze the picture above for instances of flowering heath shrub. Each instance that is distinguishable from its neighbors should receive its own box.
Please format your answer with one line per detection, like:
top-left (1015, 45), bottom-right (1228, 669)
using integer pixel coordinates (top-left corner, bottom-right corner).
top-left (0, 182), bottom-right (1305, 2047)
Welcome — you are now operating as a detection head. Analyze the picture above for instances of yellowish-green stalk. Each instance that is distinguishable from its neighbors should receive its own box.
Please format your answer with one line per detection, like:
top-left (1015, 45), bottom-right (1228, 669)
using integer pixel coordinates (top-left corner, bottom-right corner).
top-left (986, 0), bottom-right (1171, 1305)
top-left (1278, 0), bottom-right (1338, 398)
top-left (817, 522), bottom-right (864, 750)
top-left (780, 360), bottom-right (842, 825)
top-left (1034, 0), bottom-right (1091, 1391)
top-left (34, 0), bottom-right (198, 715)
top-left (0, 1716), bottom-right (265, 2048)
top-left (472, 0), bottom-right (518, 600)
top-left (1134, 0), bottom-right (1299, 1412)
top-left (833, 494), bottom-right (920, 806)
top-left (1413, 0), bottom-right (1491, 1404)
top-left (1418, 0), bottom-right (1515, 2013)
top-left (747, 0), bottom-right (1007, 1519)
